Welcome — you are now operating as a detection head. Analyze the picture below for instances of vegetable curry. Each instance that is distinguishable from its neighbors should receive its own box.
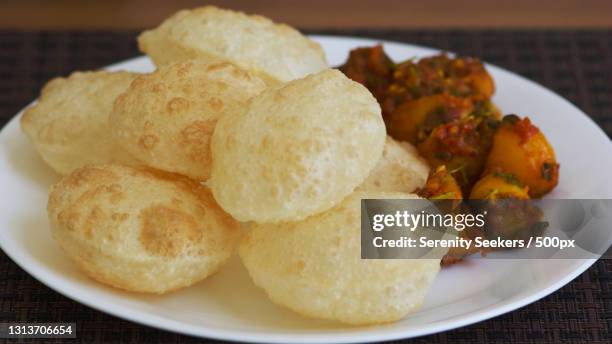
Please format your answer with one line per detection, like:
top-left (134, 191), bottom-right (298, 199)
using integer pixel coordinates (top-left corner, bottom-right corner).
top-left (340, 45), bottom-right (560, 265)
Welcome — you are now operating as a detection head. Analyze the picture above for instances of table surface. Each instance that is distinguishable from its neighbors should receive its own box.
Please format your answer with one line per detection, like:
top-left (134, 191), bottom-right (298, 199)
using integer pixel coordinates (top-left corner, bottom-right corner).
top-left (0, 30), bottom-right (611, 344)
top-left (1, 1), bottom-right (612, 29)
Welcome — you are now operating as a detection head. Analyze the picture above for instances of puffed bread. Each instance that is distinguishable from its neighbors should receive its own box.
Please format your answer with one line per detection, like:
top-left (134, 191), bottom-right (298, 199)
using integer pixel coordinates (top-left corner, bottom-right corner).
top-left (359, 136), bottom-right (430, 193)
top-left (111, 60), bottom-right (266, 181)
top-left (21, 71), bottom-right (138, 175)
top-left (138, 6), bottom-right (328, 84)
top-left (209, 69), bottom-right (386, 223)
top-left (47, 164), bottom-right (239, 294)
top-left (239, 191), bottom-right (441, 325)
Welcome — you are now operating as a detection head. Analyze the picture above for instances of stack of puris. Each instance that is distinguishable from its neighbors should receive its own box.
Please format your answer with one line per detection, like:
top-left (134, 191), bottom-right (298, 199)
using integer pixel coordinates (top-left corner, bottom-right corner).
top-left (21, 6), bottom-right (440, 325)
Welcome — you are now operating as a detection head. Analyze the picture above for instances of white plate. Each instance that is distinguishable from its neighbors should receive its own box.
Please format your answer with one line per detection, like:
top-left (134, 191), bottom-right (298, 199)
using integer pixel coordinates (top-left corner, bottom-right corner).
top-left (1, 36), bottom-right (612, 343)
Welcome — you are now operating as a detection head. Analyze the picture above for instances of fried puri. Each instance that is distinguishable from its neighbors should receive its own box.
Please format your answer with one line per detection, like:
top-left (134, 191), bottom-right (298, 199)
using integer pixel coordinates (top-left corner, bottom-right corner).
top-left (21, 71), bottom-right (138, 175)
top-left (209, 69), bottom-right (386, 223)
top-left (239, 191), bottom-right (441, 325)
top-left (138, 6), bottom-right (328, 85)
top-left (359, 136), bottom-right (430, 193)
top-left (47, 164), bottom-right (239, 294)
top-left (111, 60), bottom-right (266, 181)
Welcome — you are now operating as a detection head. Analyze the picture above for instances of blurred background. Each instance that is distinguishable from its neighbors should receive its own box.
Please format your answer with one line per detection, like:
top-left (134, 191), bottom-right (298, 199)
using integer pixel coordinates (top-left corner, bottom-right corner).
top-left (1, 0), bottom-right (611, 29)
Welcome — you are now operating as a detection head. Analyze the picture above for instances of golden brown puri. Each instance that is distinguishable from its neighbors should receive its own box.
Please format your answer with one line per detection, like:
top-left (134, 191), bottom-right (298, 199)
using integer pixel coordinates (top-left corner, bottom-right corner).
top-left (138, 6), bottom-right (328, 85)
top-left (209, 69), bottom-right (386, 223)
top-left (110, 60), bottom-right (266, 181)
top-left (47, 164), bottom-right (240, 294)
top-left (358, 136), bottom-right (430, 193)
top-left (20, 71), bottom-right (139, 175)
top-left (239, 191), bottom-right (441, 325)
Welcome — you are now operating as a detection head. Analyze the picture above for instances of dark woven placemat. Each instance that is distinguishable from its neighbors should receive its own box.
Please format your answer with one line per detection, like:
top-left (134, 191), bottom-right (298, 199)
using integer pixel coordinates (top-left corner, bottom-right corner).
top-left (1, 30), bottom-right (611, 344)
